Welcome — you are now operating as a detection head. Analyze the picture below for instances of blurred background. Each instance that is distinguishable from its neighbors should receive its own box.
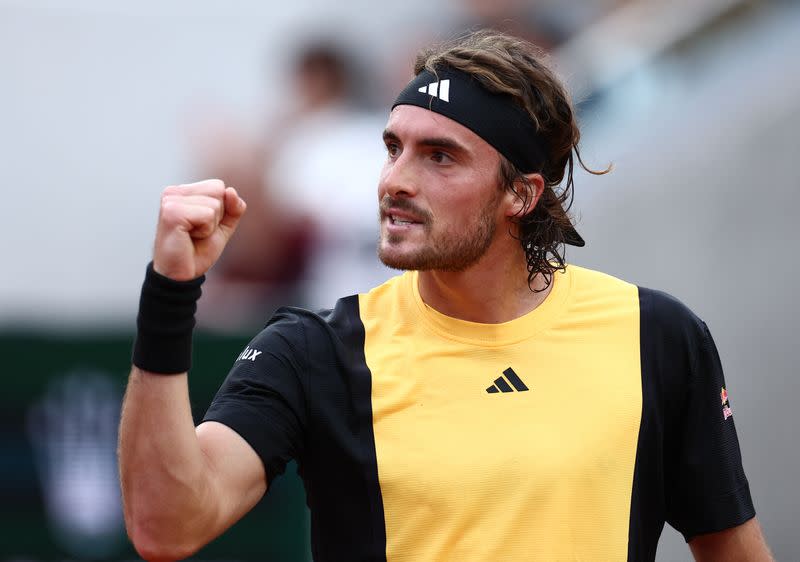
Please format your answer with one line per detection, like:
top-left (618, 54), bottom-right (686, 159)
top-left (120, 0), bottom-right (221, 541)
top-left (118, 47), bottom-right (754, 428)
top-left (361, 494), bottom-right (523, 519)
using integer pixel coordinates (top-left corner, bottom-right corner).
top-left (1, 0), bottom-right (797, 560)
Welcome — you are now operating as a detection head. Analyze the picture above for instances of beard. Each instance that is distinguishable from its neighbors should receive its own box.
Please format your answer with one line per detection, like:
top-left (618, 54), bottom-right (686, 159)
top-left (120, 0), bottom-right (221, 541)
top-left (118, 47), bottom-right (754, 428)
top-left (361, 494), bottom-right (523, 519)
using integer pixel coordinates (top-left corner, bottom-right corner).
top-left (377, 191), bottom-right (501, 272)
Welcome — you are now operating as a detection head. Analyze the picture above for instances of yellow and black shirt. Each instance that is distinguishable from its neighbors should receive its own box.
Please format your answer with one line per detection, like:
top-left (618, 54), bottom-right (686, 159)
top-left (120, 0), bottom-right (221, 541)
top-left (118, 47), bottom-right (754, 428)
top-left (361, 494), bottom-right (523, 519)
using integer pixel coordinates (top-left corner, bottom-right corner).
top-left (203, 265), bottom-right (754, 561)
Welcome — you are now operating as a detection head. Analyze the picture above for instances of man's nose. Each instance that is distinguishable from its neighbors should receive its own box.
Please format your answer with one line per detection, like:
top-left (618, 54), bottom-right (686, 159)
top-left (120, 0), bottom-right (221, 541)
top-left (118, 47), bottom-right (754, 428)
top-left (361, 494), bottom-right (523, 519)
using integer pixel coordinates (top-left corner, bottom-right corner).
top-left (380, 152), bottom-right (419, 199)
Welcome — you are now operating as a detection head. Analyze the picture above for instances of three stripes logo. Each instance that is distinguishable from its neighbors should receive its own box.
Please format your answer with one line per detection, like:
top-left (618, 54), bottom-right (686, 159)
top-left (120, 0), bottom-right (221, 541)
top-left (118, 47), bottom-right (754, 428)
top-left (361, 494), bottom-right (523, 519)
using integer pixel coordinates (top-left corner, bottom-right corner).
top-left (486, 367), bottom-right (529, 394)
top-left (418, 79), bottom-right (450, 102)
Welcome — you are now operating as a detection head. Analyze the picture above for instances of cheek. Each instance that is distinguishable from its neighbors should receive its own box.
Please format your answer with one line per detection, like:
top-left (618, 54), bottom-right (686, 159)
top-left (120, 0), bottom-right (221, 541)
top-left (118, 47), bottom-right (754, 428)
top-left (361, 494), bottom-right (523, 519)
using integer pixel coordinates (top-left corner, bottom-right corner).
top-left (429, 192), bottom-right (478, 229)
top-left (435, 174), bottom-right (495, 218)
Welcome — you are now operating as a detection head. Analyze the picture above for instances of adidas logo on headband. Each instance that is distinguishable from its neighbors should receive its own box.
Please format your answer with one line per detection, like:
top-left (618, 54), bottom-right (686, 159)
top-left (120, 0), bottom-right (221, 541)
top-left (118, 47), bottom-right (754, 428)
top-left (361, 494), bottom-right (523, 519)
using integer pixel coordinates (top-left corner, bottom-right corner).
top-left (417, 79), bottom-right (450, 102)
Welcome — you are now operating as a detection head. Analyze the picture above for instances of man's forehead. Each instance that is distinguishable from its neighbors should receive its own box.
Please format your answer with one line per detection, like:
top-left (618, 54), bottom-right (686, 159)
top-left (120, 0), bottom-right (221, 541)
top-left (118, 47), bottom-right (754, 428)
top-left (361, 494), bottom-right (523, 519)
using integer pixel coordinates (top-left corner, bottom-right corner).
top-left (385, 105), bottom-right (490, 150)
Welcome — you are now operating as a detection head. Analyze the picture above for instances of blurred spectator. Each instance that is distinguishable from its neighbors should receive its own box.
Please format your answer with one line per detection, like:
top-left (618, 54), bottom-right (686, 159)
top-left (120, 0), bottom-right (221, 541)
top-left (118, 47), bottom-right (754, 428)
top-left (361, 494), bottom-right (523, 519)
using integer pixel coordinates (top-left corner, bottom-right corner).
top-left (189, 39), bottom-right (392, 327)
top-left (187, 111), bottom-right (315, 331)
top-left (263, 40), bottom-right (393, 310)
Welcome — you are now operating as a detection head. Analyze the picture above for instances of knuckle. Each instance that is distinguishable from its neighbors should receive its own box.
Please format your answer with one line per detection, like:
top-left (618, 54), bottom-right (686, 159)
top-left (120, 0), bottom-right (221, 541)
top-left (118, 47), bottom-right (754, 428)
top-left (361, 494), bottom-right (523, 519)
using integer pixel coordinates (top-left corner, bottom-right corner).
top-left (159, 200), bottom-right (180, 221)
top-left (207, 178), bottom-right (226, 196)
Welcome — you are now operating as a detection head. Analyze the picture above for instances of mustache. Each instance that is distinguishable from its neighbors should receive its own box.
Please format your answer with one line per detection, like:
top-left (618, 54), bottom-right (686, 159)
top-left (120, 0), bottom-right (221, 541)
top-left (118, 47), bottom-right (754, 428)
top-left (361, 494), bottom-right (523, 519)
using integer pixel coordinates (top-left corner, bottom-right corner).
top-left (379, 196), bottom-right (432, 222)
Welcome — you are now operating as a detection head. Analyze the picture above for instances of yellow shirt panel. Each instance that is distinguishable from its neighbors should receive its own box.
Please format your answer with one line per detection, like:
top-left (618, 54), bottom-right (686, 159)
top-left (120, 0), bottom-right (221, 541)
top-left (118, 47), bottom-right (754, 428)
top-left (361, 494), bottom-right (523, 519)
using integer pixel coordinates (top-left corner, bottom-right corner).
top-left (360, 266), bottom-right (642, 561)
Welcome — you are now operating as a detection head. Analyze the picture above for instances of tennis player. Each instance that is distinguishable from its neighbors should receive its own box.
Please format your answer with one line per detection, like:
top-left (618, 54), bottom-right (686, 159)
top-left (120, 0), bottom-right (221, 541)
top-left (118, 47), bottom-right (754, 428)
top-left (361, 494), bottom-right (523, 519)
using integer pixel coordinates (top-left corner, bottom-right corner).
top-left (119, 30), bottom-right (772, 561)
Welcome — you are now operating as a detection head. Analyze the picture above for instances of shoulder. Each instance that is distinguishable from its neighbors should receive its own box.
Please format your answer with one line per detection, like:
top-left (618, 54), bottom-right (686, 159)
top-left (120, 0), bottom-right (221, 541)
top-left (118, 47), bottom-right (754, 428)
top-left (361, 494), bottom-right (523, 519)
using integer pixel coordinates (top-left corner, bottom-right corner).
top-left (568, 265), bottom-right (704, 329)
top-left (636, 286), bottom-right (718, 392)
top-left (567, 264), bottom-right (638, 301)
top-left (568, 265), bottom-right (709, 352)
top-left (567, 264), bottom-right (635, 289)
top-left (255, 299), bottom-right (361, 348)
top-left (254, 274), bottom-right (408, 347)
top-left (638, 285), bottom-right (708, 344)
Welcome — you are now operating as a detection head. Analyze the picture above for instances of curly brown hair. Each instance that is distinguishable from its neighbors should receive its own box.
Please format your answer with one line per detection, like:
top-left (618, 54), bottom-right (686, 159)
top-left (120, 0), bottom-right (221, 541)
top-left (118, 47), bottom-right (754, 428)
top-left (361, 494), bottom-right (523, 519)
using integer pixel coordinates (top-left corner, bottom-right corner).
top-left (414, 29), bottom-right (610, 290)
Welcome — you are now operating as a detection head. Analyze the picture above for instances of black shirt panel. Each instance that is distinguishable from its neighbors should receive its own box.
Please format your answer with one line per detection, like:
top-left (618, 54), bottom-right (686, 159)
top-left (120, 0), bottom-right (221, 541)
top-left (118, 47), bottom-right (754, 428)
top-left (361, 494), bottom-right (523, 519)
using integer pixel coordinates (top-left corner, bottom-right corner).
top-left (301, 298), bottom-right (387, 562)
top-left (630, 287), bottom-right (755, 558)
top-left (664, 319), bottom-right (754, 540)
top-left (203, 298), bottom-right (387, 561)
top-left (627, 287), bottom-right (668, 562)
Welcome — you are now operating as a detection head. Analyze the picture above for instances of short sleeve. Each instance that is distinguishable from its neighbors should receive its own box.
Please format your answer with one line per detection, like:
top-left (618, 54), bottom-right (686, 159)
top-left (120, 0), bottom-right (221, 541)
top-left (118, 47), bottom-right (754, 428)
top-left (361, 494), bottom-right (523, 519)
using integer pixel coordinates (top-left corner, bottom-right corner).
top-left (665, 321), bottom-right (755, 540)
top-left (202, 309), bottom-right (309, 483)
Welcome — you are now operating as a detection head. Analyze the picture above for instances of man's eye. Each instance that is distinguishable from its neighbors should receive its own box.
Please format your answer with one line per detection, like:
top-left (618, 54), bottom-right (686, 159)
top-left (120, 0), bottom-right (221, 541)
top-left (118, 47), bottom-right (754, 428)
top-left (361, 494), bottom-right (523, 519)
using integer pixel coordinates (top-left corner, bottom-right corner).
top-left (386, 143), bottom-right (400, 157)
top-left (431, 151), bottom-right (452, 163)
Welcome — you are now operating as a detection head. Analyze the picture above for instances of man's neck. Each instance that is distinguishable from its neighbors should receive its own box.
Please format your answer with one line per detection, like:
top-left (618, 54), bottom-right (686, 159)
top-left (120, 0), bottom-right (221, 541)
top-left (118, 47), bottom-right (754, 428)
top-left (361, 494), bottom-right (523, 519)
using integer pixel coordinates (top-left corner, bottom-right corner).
top-left (416, 252), bottom-right (554, 324)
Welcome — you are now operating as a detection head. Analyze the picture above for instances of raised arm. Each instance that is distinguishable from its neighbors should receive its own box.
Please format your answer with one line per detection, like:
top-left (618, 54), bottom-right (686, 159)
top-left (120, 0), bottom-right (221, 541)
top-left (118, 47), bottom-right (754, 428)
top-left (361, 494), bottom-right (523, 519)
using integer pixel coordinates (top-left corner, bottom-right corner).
top-left (118, 180), bottom-right (266, 561)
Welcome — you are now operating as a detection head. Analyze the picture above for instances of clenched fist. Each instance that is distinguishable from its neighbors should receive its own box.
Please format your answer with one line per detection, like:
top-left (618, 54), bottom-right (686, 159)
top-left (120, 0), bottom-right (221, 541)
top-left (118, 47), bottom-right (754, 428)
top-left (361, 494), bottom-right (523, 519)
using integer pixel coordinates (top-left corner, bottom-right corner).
top-left (152, 179), bottom-right (246, 281)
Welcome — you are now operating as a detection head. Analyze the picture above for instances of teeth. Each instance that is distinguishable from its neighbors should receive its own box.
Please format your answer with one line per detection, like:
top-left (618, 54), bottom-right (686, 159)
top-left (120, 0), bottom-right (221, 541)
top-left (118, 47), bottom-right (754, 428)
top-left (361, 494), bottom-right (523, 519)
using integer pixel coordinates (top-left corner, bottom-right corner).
top-left (390, 214), bottom-right (414, 225)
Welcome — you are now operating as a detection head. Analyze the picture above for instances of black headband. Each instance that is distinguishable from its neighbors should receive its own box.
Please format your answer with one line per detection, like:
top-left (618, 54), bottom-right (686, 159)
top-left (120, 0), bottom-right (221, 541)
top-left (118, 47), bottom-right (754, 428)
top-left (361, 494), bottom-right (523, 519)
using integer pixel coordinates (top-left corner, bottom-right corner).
top-left (392, 67), bottom-right (546, 172)
top-left (391, 66), bottom-right (585, 247)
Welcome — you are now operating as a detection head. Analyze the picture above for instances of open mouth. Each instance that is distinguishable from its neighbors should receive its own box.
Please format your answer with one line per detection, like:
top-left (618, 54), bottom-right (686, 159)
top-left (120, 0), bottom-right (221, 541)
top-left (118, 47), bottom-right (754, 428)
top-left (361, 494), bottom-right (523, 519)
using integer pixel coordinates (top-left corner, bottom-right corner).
top-left (389, 214), bottom-right (421, 226)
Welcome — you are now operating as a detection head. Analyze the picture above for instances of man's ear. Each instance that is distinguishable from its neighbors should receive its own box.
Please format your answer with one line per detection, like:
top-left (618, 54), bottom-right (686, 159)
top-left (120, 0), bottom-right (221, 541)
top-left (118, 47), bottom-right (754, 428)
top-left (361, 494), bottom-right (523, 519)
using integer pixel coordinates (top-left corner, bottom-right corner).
top-left (505, 173), bottom-right (545, 218)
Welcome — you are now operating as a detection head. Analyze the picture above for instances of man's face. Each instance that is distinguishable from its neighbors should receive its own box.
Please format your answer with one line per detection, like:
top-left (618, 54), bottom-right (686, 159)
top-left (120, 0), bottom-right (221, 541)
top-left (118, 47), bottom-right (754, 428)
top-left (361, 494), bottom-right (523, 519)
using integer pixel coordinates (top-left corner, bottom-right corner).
top-left (377, 105), bottom-right (508, 272)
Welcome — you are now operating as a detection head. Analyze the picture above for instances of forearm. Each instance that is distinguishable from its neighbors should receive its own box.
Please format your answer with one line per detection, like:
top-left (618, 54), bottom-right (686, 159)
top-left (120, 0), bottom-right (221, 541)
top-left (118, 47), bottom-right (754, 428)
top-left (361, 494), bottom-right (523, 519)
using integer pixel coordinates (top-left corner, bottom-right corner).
top-left (690, 518), bottom-right (773, 562)
top-left (119, 367), bottom-right (217, 560)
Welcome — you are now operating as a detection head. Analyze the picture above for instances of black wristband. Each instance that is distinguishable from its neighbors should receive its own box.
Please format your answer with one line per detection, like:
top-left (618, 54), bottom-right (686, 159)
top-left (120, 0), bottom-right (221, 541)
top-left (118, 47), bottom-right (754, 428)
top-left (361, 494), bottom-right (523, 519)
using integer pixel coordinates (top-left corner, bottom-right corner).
top-left (131, 262), bottom-right (205, 374)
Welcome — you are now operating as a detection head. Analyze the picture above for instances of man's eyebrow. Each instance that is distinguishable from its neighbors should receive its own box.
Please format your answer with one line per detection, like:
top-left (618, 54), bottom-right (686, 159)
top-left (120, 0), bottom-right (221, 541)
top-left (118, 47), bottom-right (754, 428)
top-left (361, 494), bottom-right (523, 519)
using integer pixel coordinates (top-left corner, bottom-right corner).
top-left (382, 129), bottom-right (469, 153)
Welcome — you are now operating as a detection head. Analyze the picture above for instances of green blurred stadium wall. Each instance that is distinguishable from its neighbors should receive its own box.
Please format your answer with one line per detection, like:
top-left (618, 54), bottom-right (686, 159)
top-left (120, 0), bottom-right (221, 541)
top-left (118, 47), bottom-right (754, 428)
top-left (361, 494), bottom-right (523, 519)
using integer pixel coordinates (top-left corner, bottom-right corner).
top-left (0, 330), bottom-right (311, 561)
